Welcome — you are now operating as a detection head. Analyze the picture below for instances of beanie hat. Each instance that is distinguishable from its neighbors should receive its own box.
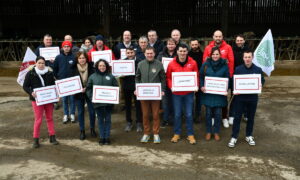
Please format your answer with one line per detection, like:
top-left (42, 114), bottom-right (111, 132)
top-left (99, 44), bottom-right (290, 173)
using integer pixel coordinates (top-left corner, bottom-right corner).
top-left (95, 35), bottom-right (105, 42)
top-left (61, 41), bottom-right (73, 48)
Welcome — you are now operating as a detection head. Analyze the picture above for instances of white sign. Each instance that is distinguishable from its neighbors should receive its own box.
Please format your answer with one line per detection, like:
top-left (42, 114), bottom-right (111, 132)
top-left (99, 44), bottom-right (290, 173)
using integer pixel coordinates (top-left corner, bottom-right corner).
top-left (120, 49), bottom-right (127, 60)
top-left (136, 83), bottom-right (162, 100)
top-left (39, 47), bottom-right (60, 61)
top-left (172, 72), bottom-right (198, 91)
top-left (34, 85), bottom-right (59, 106)
top-left (92, 85), bottom-right (119, 104)
top-left (162, 57), bottom-right (173, 72)
top-left (91, 50), bottom-right (112, 64)
top-left (234, 74), bottom-right (262, 94)
top-left (112, 60), bottom-right (135, 76)
top-left (204, 76), bottom-right (229, 95)
top-left (55, 76), bottom-right (83, 97)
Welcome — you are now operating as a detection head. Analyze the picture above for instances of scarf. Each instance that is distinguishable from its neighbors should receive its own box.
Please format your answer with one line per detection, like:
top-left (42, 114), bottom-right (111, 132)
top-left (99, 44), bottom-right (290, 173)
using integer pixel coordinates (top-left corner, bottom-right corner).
top-left (77, 63), bottom-right (88, 87)
top-left (209, 59), bottom-right (223, 72)
top-left (34, 66), bottom-right (49, 87)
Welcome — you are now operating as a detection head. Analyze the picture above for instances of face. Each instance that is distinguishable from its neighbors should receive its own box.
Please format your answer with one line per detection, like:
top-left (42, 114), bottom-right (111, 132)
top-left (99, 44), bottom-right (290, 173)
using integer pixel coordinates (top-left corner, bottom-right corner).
top-left (213, 31), bottom-right (223, 44)
top-left (98, 61), bottom-right (107, 72)
top-left (235, 36), bottom-right (245, 47)
top-left (63, 45), bottom-right (71, 53)
top-left (243, 52), bottom-right (253, 66)
top-left (36, 59), bottom-right (45, 70)
top-left (126, 50), bottom-right (135, 59)
top-left (148, 31), bottom-right (157, 43)
top-left (167, 41), bottom-right (176, 51)
top-left (190, 40), bottom-right (200, 50)
top-left (84, 39), bottom-right (91, 46)
top-left (123, 31), bottom-right (131, 43)
top-left (171, 30), bottom-right (181, 43)
top-left (43, 36), bottom-right (52, 47)
top-left (145, 49), bottom-right (155, 61)
top-left (177, 47), bottom-right (188, 61)
top-left (64, 35), bottom-right (72, 42)
top-left (211, 50), bottom-right (221, 61)
top-left (139, 40), bottom-right (148, 50)
top-left (78, 54), bottom-right (87, 65)
top-left (96, 40), bottom-right (104, 49)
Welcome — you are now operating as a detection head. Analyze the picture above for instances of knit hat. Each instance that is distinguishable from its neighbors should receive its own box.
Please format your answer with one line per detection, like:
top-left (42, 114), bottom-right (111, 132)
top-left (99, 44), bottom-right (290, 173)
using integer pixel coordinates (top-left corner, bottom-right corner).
top-left (95, 35), bottom-right (105, 42)
top-left (61, 41), bottom-right (73, 48)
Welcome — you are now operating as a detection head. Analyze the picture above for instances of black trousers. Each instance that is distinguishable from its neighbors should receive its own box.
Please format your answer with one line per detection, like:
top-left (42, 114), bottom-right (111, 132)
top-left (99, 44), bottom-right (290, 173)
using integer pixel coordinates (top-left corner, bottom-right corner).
top-left (124, 89), bottom-right (142, 123)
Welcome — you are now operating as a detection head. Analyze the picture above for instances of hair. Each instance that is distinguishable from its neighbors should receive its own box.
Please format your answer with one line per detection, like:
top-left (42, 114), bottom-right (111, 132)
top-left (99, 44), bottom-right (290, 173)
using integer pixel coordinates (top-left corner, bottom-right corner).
top-left (166, 38), bottom-right (176, 44)
top-left (36, 56), bottom-right (46, 62)
top-left (243, 50), bottom-right (253, 56)
top-left (95, 59), bottom-right (110, 73)
top-left (145, 46), bottom-right (155, 52)
top-left (235, 34), bottom-right (245, 40)
top-left (171, 29), bottom-right (181, 35)
top-left (210, 46), bottom-right (221, 57)
top-left (126, 47), bottom-right (135, 51)
top-left (177, 43), bottom-right (189, 50)
top-left (43, 34), bottom-right (52, 39)
top-left (148, 29), bottom-right (157, 34)
top-left (75, 52), bottom-right (88, 64)
top-left (190, 38), bottom-right (199, 43)
top-left (138, 36), bottom-right (148, 43)
top-left (83, 37), bottom-right (93, 45)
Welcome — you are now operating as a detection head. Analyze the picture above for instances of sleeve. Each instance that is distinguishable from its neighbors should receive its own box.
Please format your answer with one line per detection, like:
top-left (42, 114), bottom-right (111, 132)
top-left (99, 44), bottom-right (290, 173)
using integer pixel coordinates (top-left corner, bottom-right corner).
top-left (112, 75), bottom-right (119, 87)
top-left (86, 75), bottom-right (93, 101)
top-left (53, 56), bottom-right (59, 79)
top-left (159, 63), bottom-right (166, 92)
top-left (113, 45), bottom-right (120, 59)
top-left (135, 63), bottom-right (141, 84)
top-left (23, 71), bottom-right (32, 95)
top-left (227, 46), bottom-right (235, 78)
top-left (199, 64), bottom-right (205, 88)
top-left (166, 62), bottom-right (172, 89)
top-left (202, 47), bottom-right (209, 64)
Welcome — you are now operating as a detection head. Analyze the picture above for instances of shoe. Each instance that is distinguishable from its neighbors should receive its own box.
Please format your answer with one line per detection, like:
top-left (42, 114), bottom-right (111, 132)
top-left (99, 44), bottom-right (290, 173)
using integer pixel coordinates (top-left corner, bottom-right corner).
top-left (153, 134), bottom-right (161, 144)
top-left (229, 117), bottom-right (234, 125)
top-left (214, 134), bottom-right (220, 141)
top-left (124, 122), bottom-right (133, 132)
top-left (222, 118), bottom-right (229, 128)
top-left (99, 138), bottom-right (105, 145)
top-left (49, 135), bottom-right (59, 145)
top-left (54, 103), bottom-right (59, 110)
top-left (212, 118), bottom-right (215, 126)
top-left (70, 114), bottom-right (76, 123)
top-left (90, 128), bottom-right (97, 137)
top-left (104, 138), bottom-right (111, 145)
top-left (187, 135), bottom-right (196, 144)
top-left (245, 136), bottom-right (256, 146)
top-left (228, 137), bottom-right (237, 148)
top-left (32, 138), bottom-right (40, 148)
top-left (140, 134), bottom-right (150, 143)
top-left (161, 121), bottom-right (168, 128)
top-left (244, 117), bottom-right (248, 122)
top-left (63, 115), bottom-right (68, 124)
top-left (136, 123), bottom-right (143, 132)
top-left (80, 130), bottom-right (86, 140)
top-left (171, 134), bottom-right (180, 143)
top-left (205, 133), bottom-right (211, 141)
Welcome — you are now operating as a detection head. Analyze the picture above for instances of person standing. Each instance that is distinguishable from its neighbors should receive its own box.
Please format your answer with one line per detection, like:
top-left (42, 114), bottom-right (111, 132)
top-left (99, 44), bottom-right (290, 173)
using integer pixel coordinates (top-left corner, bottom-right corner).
top-left (113, 30), bottom-right (138, 59)
top-left (88, 34), bottom-right (116, 62)
top-left (136, 36), bottom-right (148, 60)
top-left (64, 34), bottom-right (80, 54)
top-left (79, 37), bottom-right (94, 54)
top-left (147, 30), bottom-right (164, 58)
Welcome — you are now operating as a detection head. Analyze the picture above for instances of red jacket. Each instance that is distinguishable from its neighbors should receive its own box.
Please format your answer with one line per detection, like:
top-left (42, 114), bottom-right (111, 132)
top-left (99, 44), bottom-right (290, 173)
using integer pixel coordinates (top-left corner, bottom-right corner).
top-left (202, 40), bottom-right (234, 77)
top-left (166, 56), bottom-right (199, 95)
top-left (87, 45), bottom-right (116, 62)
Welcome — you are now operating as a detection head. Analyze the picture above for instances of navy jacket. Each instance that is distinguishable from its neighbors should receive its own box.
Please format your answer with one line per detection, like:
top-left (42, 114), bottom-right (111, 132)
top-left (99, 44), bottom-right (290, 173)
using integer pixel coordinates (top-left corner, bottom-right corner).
top-left (53, 52), bottom-right (75, 80)
top-left (136, 46), bottom-right (146, 60)
top-left (148, 39), bottom-right (164, 58)
top-left (113, 42), bottom-right (138, 59)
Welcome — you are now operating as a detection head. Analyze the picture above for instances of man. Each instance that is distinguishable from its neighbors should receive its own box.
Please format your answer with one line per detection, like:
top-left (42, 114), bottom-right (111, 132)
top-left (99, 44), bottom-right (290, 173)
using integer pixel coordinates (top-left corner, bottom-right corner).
top-left (35, 34), bottom-right (58, 68)
top-left (188, 39), bottom-right (203, 123)
top-left (135, 47), bottom-right (165, 144)
top-left (136, 36), bottom-right (148, 60)
top-left (166, 44), bottom-right (199, 145)
top-left (228, 50), bottom-right (265, 148)
top-left (113, 30), bottom-right (138, 59)
top-left (88, 34), bottom-right (116, 62)
top-left (203, 30), bottom-right (234, 128)
top-left (147, 30), bottom-right (164, 58)
top-left (171, 29), bottom-right (188, 48)
top-left (123, 47), bottom-right (143, 132)
top-left (64, 34), bottom-right (80, 54)
top-left (53, 41), bottom-right (76, 123)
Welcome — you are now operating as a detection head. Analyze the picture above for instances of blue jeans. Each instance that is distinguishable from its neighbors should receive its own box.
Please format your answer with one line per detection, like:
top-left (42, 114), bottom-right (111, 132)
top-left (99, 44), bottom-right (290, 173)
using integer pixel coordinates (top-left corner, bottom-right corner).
top-left (95, 106), bottom-right (112, 139)
top-left (62, 95), bottom-right (75, 115)
top-left (172, 93), bottom-right (194, 136)
top-left (75, 97), bottom-right (95, 131)
top-left (229, 96), bottom-right (248, 118)
top-left (162, 87), bottom-right (173, 123)
top-left (205, 106), bottom-right (222, 134)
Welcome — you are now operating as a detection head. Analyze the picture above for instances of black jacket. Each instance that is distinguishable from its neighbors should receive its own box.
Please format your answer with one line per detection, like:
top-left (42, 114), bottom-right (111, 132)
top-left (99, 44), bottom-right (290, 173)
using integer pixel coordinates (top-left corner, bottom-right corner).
top-left (232, 42), bottom-right (250, 70)
top-left (122, 57), bottom-right (142, 91)
top-left (157, 46), bottom-right (177, 62)
top-left (149, 39), bottom-right (164, 58)
top-left (188, 48), bottom-right (203, 70)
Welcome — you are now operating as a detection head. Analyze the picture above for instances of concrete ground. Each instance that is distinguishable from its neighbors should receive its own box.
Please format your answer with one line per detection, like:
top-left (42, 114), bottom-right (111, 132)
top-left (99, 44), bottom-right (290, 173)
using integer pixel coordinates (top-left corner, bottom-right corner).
top-left (0, 76), bottom-right (299, 180)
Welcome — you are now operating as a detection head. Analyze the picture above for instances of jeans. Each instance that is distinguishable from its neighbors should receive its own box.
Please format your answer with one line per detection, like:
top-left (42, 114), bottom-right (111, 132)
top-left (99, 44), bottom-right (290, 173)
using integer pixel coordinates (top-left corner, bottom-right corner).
top-left (62, 95), bottom-right (75, 115)
top-left (95, 106), bottom-right (112, 139)
top-left (162, 87), bottom-right (173, 123)
top-left (75, 97), bottom-right (95, 131)
top-left (172, 93), bottom-right (194, 136)
top-left (124, 89), bottom-right (142, 123)
top-left (205, 106), bottom-right (222, 134)
top-left (229, 96), bottom-right (248, 118)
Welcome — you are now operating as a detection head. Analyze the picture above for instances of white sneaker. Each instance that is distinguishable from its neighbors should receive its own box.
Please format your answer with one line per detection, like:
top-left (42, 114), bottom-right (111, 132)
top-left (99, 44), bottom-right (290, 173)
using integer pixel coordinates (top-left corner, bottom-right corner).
top-left (228, 137), bottom-right (237, 148)
top-left (245, 136), bottom-right (255, 146)
top-left (222, 118), bottom-right (229, 128)
top-left (229, 117), bottom-right (234, 125)
top-left (140, 134), bottom-right (150, 143)
top-left (63, 115), bottom-right (68, 124)
top-left (153, 134), bottom-right (161, 144)
top-left (212, 118), bottom-right (215, 126)
top-left (70, 114), bottom-right (75, 123)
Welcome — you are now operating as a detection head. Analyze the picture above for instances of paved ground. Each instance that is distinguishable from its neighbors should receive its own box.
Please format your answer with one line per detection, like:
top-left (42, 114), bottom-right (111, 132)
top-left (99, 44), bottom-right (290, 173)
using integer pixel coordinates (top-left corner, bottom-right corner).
top-left (0, 76), bottom-right (299, 180)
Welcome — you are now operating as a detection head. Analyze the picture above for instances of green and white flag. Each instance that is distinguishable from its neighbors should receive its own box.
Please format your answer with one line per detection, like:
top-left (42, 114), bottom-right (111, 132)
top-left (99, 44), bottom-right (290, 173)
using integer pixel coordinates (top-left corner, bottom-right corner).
top-left (253, 29), bottom-right (275, 77)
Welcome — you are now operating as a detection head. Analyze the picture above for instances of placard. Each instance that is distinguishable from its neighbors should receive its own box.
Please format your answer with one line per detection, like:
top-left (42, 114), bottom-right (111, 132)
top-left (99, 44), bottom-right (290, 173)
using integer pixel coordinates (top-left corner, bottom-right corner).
top-left (92, 85), bottom-right (119, 104)
top-left (55, 76), bottom-right (83, 97)
top-left (233, 74), bottom-right (261, 94)
top-left (39, 47), bottom-right (60, 61)
top-left (120, 49), bottom-right (127, 60)
top-left (112, 60), bottom-right (135, 76)
top-left (204, 76), bottom-right (229, 95)
top-left (162, 57), bottom-right (173, 72)
top-left (172, 72), bottom-right (198, 91)
top-left (136, 83), bottom-right (162, 100)
top-left (34, 85), bottom-right (59, 106)
top-left (91, 50), bottom-right (112, 64)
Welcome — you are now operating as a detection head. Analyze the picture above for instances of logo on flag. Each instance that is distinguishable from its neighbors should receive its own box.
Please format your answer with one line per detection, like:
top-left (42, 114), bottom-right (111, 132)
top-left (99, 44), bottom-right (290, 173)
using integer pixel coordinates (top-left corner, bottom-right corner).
top-left (17, 47), bottom-right (37, 86)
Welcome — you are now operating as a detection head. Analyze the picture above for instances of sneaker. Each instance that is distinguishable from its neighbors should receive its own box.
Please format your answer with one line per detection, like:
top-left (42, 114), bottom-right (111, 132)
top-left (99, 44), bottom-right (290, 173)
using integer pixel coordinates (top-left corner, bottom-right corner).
top-left (244, 117), bottom-right (248, 122)
top-left (245, 136), bottom-right (255, 146)
top-left (70, 114), bottom-right (75, 123)
top-left (124, 122), bottom-right (133, 132)
top-left (187, 135), bottom-right (196, 144)
top-left (212, 118), bottom-right (215, 126)
top-left (228, 137), bottom-right (237, 148)
top-left (136, 123), bottom-right (143, 132)
top-left (171, 134), bottom-right (180, 143)
top-left (63, 115), bottom-right (68, 124)
top-left (222, 118), bottom-right (229, 128)
top-left (229, 117), bottom-right (234, 125)
top-left (140, 134), bottom-right (150, 143)
top-left (153, 134), bottom-right (161, 144)
top-left (205, 133), bottom-right (211, 141)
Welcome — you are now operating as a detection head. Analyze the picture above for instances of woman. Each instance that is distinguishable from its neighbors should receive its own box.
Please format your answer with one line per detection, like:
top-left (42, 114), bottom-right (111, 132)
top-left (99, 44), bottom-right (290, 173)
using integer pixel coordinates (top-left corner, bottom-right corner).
top-left (23, 56), bottom-right (59, 148)
top-left (200, 47), bottom-right (229, 141)
top-left (86, 59), bottom-right (118, 145)
top-left (72, 52), bottom-right (96, 140)
top-left (79, 37), bottom-right (93, 53)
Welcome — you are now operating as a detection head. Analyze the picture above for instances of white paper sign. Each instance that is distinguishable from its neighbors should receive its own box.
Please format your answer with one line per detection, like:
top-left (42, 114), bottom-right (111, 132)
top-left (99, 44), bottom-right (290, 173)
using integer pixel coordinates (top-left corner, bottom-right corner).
top-left (39, 47), bottom-right (60, 61)
top-left (92, 85), bottom-right (119, 104)
top-left (34, 85), bottom-right (59, 106)
top-left (172, 72), bottom-right (198, 91)
top-left (112, 60), bottom-right (135, 76)
top-left (91, 50), bottom-right (112, 64)
top-left (162, 57), bottom-right (173, 72)
top-left (204, 76), bottom-right (229, 95)
top-left (233, 74), bottom-right (262, 94)
top-left (55, 76), bottom-right (83, 97)
top-left (120, 49), bottom-right (127, 60)
top-left (136, 83), bottom-right (162, 100)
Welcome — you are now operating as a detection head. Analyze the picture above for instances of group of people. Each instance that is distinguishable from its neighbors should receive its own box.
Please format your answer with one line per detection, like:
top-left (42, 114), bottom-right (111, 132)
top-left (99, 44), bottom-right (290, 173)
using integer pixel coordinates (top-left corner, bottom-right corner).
top-left (23, 29), bottom-right (265, 148)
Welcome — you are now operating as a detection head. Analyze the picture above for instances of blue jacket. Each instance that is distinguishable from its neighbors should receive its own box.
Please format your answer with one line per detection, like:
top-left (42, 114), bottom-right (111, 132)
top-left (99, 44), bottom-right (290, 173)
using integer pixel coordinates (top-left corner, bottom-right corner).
top-left (113, 42), bottom-right (138, 59)
top-left (234, 63), bottom-right (265, 101)
top-left (136, 46), bottom-right (146, 60)
top-left (200, 58), bottom-right (229, 107)
top-left (53, 52), bottom-right (75, 80)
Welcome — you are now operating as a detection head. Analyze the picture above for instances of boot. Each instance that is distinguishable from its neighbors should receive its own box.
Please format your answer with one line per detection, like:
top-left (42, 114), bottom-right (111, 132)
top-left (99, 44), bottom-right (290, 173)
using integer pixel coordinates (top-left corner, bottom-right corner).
top-left (33, 138), bottom-right (40, 148)
top-left (80, 130), bottom-right (86, 140)
top-left (99, 138), bottom-right (105, 145)
top-left (49, 135), bottom-right (59, 145)
top-left (90, 128), bottom-right (97, 137)
top-left (104, 138), bottom-right (111, 145)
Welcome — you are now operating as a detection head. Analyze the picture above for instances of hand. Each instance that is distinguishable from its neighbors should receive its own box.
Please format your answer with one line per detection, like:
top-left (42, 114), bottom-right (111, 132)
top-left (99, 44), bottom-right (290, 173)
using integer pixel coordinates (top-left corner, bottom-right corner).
top-left (134, 90), bottom-right (137, 96)
top-left (161, 91), bottom-right (165, 96)
top-left (195, 87), bottom-right (199, 92)
top-left (49, 58), bottom-right (55, 63)
top-left (31, 92), bottom-right (37, 98)
top-left (82, 88), bottom-right (86, 93)
top-left (171, 88), bottom-right (175, 92)
top-left (201, 87), bottom-right (206, 93)
top-left (224, 92), bottom-right (228, 96)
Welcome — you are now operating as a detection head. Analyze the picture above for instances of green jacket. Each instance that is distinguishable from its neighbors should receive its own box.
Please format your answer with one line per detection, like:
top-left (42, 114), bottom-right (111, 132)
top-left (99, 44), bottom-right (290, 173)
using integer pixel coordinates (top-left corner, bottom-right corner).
top-left (86, 72), bottom-right (119, 108)
top-left (135, 59), bottom-right (166, 91)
